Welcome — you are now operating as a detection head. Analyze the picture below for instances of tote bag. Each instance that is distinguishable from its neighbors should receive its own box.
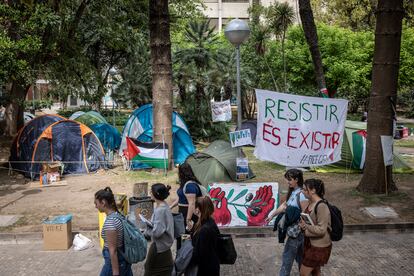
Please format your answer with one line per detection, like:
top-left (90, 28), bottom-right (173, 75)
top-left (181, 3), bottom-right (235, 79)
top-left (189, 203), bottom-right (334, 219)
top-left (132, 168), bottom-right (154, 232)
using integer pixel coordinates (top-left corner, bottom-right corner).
top-left (217, 234), bottom-right (237, 264)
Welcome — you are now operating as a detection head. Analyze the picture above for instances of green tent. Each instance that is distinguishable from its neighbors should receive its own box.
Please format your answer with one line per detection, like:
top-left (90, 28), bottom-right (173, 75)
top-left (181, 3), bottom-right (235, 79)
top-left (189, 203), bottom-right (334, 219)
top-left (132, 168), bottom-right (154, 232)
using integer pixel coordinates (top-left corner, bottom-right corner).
top-left (185, 140), bottom-right (255, 187)
top-left (74, 111), bottom-right (107, 126)
top-left (314, 120), bottom-right (413, 173)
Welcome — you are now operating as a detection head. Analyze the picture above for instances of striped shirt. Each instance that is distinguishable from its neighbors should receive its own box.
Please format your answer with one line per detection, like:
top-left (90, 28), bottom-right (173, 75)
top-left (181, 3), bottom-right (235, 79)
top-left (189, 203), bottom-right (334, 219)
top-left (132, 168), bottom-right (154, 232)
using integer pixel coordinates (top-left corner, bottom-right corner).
top-left (101, 212), bottom-right (124, 248)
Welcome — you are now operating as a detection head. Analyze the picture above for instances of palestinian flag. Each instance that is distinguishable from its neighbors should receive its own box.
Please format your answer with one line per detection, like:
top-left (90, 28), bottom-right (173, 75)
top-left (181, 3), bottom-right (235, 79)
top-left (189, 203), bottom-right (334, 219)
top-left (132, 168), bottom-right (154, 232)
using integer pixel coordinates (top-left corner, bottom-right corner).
top-left (352, 130), bottom-right (367, 169)
top-left (124, 137), bottom-right (168, 169)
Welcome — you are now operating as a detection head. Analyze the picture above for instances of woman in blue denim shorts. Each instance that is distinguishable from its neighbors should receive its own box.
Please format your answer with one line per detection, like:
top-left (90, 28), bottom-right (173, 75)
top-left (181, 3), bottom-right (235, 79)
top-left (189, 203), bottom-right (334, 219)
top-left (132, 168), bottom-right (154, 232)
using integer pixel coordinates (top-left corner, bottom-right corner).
top-left (266, 169), bottom-right (308, 276)
top-left (95, 187), bottom-right (133, 276)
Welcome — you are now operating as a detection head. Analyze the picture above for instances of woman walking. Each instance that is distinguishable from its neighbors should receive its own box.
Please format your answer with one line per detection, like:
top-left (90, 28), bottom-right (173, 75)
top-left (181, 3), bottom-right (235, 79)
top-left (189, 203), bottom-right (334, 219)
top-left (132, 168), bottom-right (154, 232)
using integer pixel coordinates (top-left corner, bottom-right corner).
top-left (95, 187), bottom-right (133, 276)
top-left (265, 169), bottom-right (308, 276)
top-left (190, 196), bottom-right (220, 276)
top-left (299, 179), bottom-right (332, 276)
top-left (144, 183), bottom-right (175, 276)
top-left (170, 163), bottom-right (203, 248)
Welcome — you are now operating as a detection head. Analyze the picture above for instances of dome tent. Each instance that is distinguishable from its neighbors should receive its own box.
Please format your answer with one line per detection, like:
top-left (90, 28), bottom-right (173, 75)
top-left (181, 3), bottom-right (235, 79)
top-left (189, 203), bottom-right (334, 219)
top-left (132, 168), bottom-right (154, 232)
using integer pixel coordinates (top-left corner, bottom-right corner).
top-left (69, 111), bottom-right (85, 120)
top-left (10, 118), bottom-right (106, 178)
top-left (185, 140), bottom-right (255, 187)
top-left (10, 114), bottom-right (66, 176)
top-left (73, 111), bottom-right (121, 153)
top-left (89, 123), bottom-right (121, 151)
top-left (119, 104), bottom-right (195, 165)
top-left (74, 111), bottom-right (107, 126)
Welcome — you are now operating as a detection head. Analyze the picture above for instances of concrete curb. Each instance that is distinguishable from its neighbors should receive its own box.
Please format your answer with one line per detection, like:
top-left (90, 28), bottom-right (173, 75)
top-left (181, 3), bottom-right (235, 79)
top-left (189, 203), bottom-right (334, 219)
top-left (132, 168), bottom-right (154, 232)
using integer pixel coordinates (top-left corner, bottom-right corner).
top-left (0, 223), bottom-right (413, 244)
top-left (220, 222), bottom-right (414, 238)
top-left (0, 231), bottom-right (98, 245)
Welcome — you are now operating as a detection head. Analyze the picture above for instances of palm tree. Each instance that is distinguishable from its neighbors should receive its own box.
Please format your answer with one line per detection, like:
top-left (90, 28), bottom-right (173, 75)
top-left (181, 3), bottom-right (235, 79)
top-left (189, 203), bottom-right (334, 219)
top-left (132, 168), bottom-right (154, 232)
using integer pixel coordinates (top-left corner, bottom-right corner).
top-left (175, 20), bottom-right (220, 108)
top-left (357, 0), bottom-right (404, 193)
top-left (149, 0), bottom-right (173, 169)
top-left (267, 2), bottom-right (295, 91)
top-left (298, 0), bottom-right (328, 97)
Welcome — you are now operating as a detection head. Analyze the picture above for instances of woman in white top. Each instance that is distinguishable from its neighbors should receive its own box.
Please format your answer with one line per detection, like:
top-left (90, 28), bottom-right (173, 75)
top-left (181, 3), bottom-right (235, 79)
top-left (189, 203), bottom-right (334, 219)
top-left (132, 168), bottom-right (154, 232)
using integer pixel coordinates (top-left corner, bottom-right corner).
top-left (266, 169), bottom-right (308, 276)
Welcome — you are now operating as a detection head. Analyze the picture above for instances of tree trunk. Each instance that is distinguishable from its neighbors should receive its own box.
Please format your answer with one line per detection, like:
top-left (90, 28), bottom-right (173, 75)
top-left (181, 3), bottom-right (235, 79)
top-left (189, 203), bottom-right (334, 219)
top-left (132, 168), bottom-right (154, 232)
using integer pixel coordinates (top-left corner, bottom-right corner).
top-left (4, 82), bottom-right (27, 137)
top-left (358, 0), bottom-right (404, 194)
top-left (298, 0), bottom-right (327, 96)
top-left (149, 0), bottom-right (173, 169)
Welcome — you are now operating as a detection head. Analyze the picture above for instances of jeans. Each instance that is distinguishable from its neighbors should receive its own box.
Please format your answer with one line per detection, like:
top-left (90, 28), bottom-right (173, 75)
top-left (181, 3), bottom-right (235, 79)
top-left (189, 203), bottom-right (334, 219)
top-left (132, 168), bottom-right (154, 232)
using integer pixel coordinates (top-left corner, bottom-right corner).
top-left (100, 247), bottom-right (133, 276)
top-left (279, 233), bottom-right (304, 276)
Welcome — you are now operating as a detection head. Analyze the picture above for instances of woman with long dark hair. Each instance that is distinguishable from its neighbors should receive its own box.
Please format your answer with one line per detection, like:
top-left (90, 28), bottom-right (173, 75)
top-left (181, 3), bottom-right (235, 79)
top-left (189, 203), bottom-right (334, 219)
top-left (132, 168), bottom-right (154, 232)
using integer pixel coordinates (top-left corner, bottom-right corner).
top-left (144, 183), bottom-right (174, 276)
top-left (265, 169), bottom-right (308, 276)
top-left (95, 187), bottom-right (133, 276)
top-left (190, 196), bottom-right (220, 276)
top-left (170, 163), bottom-right (203, 248)
top-left (299, 179), bottom-right (332, 276)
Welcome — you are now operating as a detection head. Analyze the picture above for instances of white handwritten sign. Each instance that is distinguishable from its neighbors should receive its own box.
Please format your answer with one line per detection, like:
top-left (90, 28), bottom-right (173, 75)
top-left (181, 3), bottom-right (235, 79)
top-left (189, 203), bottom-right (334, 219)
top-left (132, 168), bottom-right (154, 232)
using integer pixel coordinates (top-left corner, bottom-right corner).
top-left (211, 100), bottom-right (232, 122)
top-left (229, 129), bottom-right (252, 147)
top-left (254, 89), bottom-right (348, 166)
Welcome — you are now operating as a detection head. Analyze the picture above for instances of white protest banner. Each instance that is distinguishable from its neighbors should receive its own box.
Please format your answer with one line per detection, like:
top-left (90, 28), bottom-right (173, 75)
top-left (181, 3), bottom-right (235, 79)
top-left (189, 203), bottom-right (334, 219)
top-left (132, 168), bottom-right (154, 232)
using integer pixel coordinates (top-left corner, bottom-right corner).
top-left (229, 129), bottom-right (252, 147)
top-left (254, 89), bottom-right (348, 167)
top-left (211, 99), bottom-right (232, 122)
top-left (208, 182), bottom-right (278, 227)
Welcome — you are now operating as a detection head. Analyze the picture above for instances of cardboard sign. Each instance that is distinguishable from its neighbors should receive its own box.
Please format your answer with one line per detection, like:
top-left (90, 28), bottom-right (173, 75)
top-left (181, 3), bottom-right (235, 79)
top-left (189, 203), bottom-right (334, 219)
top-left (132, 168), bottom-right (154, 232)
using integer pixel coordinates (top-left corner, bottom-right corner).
top-left (43, 219), bottom-right (72, 250)
top-left (208, 182), bottom-right (278, 227)
top-left (211, 100), bottom-right (232, 122)
top-left (229, 129), bottom-right (252, 147)
top-left (254, 89), bottom-right (348, 167)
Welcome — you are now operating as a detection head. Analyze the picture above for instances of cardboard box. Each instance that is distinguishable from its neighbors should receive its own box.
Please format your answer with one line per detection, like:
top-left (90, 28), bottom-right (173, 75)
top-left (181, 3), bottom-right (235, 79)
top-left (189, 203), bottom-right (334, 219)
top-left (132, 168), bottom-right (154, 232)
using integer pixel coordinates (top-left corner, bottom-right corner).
top-left (43, 216), bottom-right (72, 250)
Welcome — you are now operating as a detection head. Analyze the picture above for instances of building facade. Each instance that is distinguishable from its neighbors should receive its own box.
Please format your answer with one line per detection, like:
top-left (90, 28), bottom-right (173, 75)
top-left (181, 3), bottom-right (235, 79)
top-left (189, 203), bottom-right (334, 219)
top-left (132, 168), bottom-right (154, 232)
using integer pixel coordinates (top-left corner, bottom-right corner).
top-left (203, 0), bottom-right (297, 31)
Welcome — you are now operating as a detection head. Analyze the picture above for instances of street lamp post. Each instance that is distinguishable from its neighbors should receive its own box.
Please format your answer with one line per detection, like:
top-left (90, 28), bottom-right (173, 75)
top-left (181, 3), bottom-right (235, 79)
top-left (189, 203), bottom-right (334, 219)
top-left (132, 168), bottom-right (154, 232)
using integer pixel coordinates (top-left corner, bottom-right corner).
top-left (109, 68), bottom-right (117, 127)
top-left (224, 19), bottom-right (250, 130)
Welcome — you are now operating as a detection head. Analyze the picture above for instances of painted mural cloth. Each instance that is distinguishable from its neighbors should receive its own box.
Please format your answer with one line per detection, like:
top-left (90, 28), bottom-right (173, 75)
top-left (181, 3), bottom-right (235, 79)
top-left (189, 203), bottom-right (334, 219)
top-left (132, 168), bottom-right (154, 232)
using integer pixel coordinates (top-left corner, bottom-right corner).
top-left (208, 182), bottom-right (278, 227)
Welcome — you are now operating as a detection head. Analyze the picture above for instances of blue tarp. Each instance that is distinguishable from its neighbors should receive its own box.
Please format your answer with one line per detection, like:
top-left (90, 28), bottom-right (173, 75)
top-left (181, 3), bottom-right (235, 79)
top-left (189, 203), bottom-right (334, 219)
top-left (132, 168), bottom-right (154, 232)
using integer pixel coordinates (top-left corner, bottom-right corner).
top-left (43, 214), bottom-right (73, 224)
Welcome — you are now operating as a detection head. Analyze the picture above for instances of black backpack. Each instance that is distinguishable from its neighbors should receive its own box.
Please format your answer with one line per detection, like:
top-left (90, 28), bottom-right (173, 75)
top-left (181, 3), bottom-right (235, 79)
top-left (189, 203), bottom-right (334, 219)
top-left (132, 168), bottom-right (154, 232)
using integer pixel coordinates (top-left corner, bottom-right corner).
top-left (315, 200), bottom-right (343, 242)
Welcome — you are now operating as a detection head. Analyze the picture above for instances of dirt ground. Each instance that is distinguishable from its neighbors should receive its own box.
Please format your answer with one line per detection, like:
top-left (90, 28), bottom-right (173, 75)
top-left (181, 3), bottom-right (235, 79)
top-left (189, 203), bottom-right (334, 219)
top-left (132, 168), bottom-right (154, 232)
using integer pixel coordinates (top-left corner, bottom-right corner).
top-left (1, 138), bottom-right (414, 233)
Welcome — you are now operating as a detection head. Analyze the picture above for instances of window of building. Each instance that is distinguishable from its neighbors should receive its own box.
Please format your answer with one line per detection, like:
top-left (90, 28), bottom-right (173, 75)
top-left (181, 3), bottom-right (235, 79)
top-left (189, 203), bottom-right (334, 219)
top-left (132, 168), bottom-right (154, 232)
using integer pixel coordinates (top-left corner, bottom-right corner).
top-left (70, 96), bottom-right (78, 106)
top-left (204, 0), bottom-right (218, 2)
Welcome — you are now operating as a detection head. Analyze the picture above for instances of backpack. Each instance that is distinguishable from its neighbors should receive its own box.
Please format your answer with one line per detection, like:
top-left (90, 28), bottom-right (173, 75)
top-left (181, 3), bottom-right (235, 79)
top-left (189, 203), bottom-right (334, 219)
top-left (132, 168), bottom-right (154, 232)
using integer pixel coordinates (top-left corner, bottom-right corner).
top-left (172, 239), bottom-right (194, 276)
top-left (114, 213), bottom-right (147, 263)
top-left (184, 181), bottom-right (209, 197)
top-left (315, 200), bottom-right (343, 242)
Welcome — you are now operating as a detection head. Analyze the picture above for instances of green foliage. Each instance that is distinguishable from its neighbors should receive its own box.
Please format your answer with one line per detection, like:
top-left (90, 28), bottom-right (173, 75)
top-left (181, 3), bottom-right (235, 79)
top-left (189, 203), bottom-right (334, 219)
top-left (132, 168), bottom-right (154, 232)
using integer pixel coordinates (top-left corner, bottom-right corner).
top-left (174, 20), bottom-right (230, 141)
top-left (311, 0), bottom-right (414, 30)
top-left (47, 0), bottom-right (149, 108)
top-left (284, 24), bottom-right (374, 111)
top-left (0, 2), bottom-right (59, 85)
top-left (24, 99), bottom-right (53, 111)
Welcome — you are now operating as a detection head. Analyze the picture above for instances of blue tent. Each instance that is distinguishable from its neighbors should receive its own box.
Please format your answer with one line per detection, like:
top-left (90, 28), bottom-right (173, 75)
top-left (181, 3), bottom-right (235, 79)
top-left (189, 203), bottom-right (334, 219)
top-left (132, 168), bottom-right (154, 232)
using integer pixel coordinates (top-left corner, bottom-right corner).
top-left (120, 104), bottom-right (195, 165)
top-left (90, 123), bottom-right (121, 151)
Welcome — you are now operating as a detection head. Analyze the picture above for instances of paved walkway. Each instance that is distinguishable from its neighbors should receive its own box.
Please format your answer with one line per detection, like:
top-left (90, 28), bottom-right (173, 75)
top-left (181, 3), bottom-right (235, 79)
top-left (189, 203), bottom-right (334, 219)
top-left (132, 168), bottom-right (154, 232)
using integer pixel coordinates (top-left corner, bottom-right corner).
top-left (0, 232), bottom-right (413, 275)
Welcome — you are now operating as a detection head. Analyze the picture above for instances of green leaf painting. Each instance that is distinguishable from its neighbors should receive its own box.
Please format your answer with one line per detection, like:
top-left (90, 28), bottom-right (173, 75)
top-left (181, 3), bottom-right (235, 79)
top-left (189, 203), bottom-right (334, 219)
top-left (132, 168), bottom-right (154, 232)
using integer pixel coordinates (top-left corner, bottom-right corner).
top-left (226, 188), bottom-right (234, 200)
top-left (231, 189), bottom-right (248, 202)
top-left (236, 209), bottom-right (247, 221)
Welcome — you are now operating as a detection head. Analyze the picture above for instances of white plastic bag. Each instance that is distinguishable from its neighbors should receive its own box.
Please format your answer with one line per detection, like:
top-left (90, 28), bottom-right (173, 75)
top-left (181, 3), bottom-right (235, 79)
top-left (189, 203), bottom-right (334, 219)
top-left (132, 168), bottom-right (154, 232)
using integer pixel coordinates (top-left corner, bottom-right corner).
top-left (73, 233), bottom-right (93, 251)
